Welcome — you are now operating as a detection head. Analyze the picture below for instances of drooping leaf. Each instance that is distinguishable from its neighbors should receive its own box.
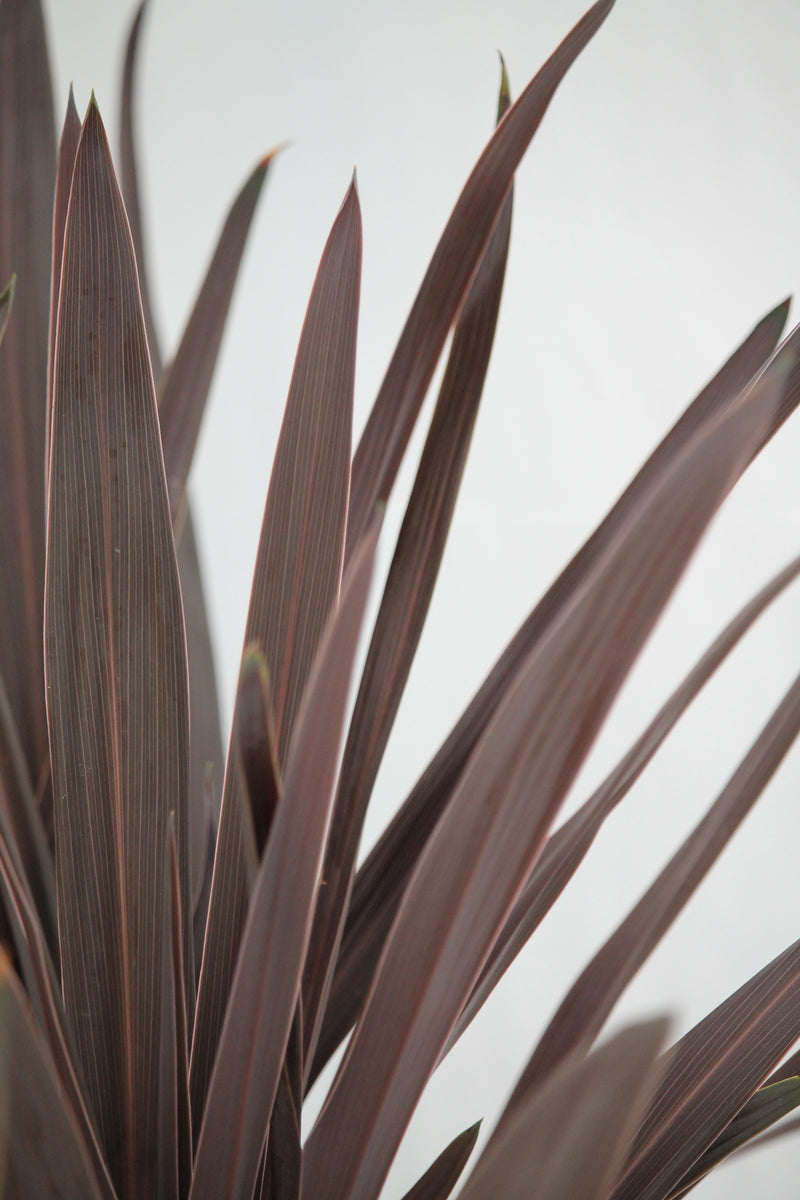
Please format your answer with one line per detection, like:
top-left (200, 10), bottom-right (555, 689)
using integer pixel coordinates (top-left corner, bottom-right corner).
top-left (458, 1020), bottom-right (669, 1200)
top-left (667, 1077), bottom-right (800, 1198)
top-left (119, 0), bottom-right (161, 378)
top-left (610, 936), bottom-right (800, 1200)
top-left (46, 85), bottom-right (81, 479)
top-left (345, 0), bottom-right (615, 556)
top-left (0, 951), bottom-right (107, 1200)
top-left (300, 345), bottom-right (788, 1200)
top-left (399, 1120), bottom-right (481, 1200)
top-left (494, 663), bottom-right (800, 1133)
top-left (45, 98), bottom-right (191, 1198)
top-left (0, 0), bottom-right (56, 791)
top-left (449, 551), bottom-right (800, 1053)
top-left (159, 152), bottom-right (276, 525)
top-left (190, 527), bottom-right (377, 1200)
top-left (190, 176), bottom-right (362, 1133)
top-left (304, 60), bottom-right (514, 1081)
top-left (323, 301), bottom-right (794, 1081)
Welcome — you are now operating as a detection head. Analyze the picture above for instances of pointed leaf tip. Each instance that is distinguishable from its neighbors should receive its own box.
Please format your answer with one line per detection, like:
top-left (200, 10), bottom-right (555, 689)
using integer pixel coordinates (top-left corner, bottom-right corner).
top-left (497, 53), bottom-right (511, 113)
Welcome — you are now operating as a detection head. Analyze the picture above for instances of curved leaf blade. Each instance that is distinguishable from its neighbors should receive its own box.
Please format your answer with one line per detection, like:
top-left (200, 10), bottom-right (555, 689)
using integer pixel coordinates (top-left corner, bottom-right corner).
top-left (346, 0), bottom-right (615, 555)
top-left (45, 98), bottom-right (191, 1197)
top-left (190, 177), bottom-right (362, 1132)
top-left (190, 528), bottom-right (377, 1200)
top-left (301, 345), bottom-right (788, 1200)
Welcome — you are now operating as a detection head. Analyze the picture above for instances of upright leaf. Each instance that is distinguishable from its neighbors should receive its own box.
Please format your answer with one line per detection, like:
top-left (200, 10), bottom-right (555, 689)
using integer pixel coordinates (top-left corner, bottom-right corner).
top-left (305, 61), bottom-right (514, 1078)
top-left (0, 0), bottom-right (56, 789)
top-left (460, 1022), bottom-right (668, 1200)
top-left (45, 99), bottom-right (191, 1198)
top-left (0, 274), bottom-right (14, 343)
top-left (190, 178), bottom-right (361, 1131)
top-left (322, 302), bottom-right (794, 1079)
top-left (190, 529), bottom-right (377, 1200)
top-left (400, 1121), bottom-right (481, 1200)
top-left (346, 0), bottom-right (615, 555)
top-left (301, 367), bottom-right (786, 1200)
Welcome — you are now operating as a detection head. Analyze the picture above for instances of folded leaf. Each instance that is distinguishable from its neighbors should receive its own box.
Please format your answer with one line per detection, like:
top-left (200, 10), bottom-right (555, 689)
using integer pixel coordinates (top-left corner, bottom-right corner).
top-left (45, 98), bottom-right (191, 1197)
top-left (458, 1020), bottom-right (668, 1200)
top-left (400, 1121), bottom-right (481, 1200)
top-left (329, 302), bottom-right (793, 1076)
top-left (190, 176), bottom-right (362, 1133)
top-left (190, 527), bottom-right (377, 1200)
top-left (301, 333), bottom-right (788, 1200)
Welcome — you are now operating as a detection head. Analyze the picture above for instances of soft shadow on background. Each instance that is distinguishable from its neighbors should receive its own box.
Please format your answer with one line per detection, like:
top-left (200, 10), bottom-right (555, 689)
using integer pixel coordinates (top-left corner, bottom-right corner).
top-left (50, 1), bottom-right (800, 1195)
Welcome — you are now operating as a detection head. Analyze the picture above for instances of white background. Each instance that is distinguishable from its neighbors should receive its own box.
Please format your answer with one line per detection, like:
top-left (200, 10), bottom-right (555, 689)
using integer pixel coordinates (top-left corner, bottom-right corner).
top-left (48, 1), bottom-right (800, 1195)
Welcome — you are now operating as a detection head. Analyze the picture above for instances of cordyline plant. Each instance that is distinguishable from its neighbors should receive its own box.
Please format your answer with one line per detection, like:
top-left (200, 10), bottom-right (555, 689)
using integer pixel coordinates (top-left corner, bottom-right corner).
top-left (1, 0), bottom-right (800, 1196)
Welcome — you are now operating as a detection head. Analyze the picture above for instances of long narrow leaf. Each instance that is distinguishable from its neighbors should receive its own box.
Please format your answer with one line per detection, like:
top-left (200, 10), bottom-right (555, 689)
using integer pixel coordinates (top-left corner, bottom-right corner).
top-left (305, 62), bottom-right (514, 1082)
top-left (668, 1077), bottom-right (800, 1198)
top-left (495, 663), bottom-right (800, 1134)
top-left (119, 0), bottom-right (161, 377)
top-left (159, 152), bottom-right (276, 524)
top-left (190, 177), bottom-right (362, 1132)
top-left (0, 274), bottom-right (14, 343)
top-left (190, 528), bottom-right (377, 1200)
top-left (610, 938), bottom-right (800, 1200)
top-left (459, 1020), bottom-right (668, 1200)
top-left (400, 1121), bottom-right (481, 1200)
top-left (0, 0), bottom-right (56, 789)
top-left (301, 348), bottom-right (788, 1200)
top-left (0, 951), bottom-right (106, 1200)
top-left (450, 552), bottom-right (800, 1053)
top-left (261, 1007), bottom-right (303, 1200)
top-left (346, 0), bottom-right (615, 555)
top-left (45, 99), bottom-right (191, 1198)
top-left (326, 301), bottom-right (794, 1081)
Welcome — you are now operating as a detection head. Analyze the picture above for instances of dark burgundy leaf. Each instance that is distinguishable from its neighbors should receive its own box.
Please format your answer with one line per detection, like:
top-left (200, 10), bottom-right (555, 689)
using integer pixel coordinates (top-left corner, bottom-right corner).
top-left (45, 99), bottom-right (191, 1196)
top-left (400, 1120), bottom-right (481, 1200)
top-left (236, 644), bottom-right (281, 859)
top-left (261, 1006), bottom-right (303, 1200)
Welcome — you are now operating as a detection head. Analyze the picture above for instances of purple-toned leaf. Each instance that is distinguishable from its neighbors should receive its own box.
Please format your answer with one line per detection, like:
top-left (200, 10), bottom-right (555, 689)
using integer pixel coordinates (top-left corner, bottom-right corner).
top-left (0, 951), bottom-right (107, 1200)
top-left (495, 663), bottom-right (800, 1134)
top-left (45, 99), bottom-right (191, 1197)
top-left (346, 0), bottom-right (615, 557)
top-left (668, 1077), bottom-right (800, 1198)
top-left (459, 1021), bottom-right (668, 1200)
top-left (304, 65), bottom-right (514, 1080)
top-left (400, 1120), bottom-right (481, 1200)
top-left (449, 550), bottom-right (800, 1055)
top-left (119, 0), bottom-right (161, 378)
top-left (300, 350), bottom-right (787, 1200)
top-left (192, 765), bottom-right (217, 977)
top-left (261, 1006), bottom-right (303, 1200)
top-left (0, 274), bottom-right (14, 342)
top-left (190, 528), bottom-right (377, 1200)
top-left (46, 85), bottom-right (81, 479)
top-left (179, 510), bottom-right (225, 912)
top-left (236, 644), bottom-right (281, 859)
top-left (190, 177), bottom-right (362, 1133)
top-left (0, 807), bottom-right (115, 1198)
top-left (610, 938), bottom-right (800, 1200)
top-left (0, 0), bottom-right (56, 791)
top-left (159, 152), bottom-right (276, 525)
top-left (325, 301), bottom-right (793, 1081)
top-left (158, 823), bottom-right (192, 1200)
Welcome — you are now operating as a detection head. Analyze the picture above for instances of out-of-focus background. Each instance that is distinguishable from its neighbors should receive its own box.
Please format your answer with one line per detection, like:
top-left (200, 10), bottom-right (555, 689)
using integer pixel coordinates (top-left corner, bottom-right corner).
top-left (48, 1), bottom-right (800, 1194)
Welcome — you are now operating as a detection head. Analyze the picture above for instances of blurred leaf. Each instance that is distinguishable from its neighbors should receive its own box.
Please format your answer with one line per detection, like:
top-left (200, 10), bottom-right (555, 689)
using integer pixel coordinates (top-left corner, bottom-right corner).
top-left (494, 662), bottom-right (800, 1133)
top-left (159, 152), bottom-right (276, 525)
top-left (0, 0), bottom-right (56, 791)
top-left (611, 939), bottom-right (800, 1200)
top-left (190, 528), bottom-right (377, 1200)
top-left (190, 177), bottom-right (361, 1133)
top-left (305, 61), bottom-right (514, 1082)
top-left (300, 346), bottom-right (788, 1200)
top-left (400, 1120), bottom-right (481, 1200)
top-left (46, 85), bottom-right (81, 479)
top-left (45, 99), bottom-right (191, 1197)
top-left (119, 0), bottom-right (161, 377)
top-left (320, 300), bottom-right (793, 1083)
top-left (0, 951), bottom-right (107, 1199)
top-left (346, 0), bottom-right (615, 556)
top-left (458, 1021), bottom-right (668, 1200)
top-left (0, 274), bottom-right (14, 342)
top-left (450, 551), bottom-right (800, 1053)
top-left (668, 1077), bottom-right (800, 1197)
